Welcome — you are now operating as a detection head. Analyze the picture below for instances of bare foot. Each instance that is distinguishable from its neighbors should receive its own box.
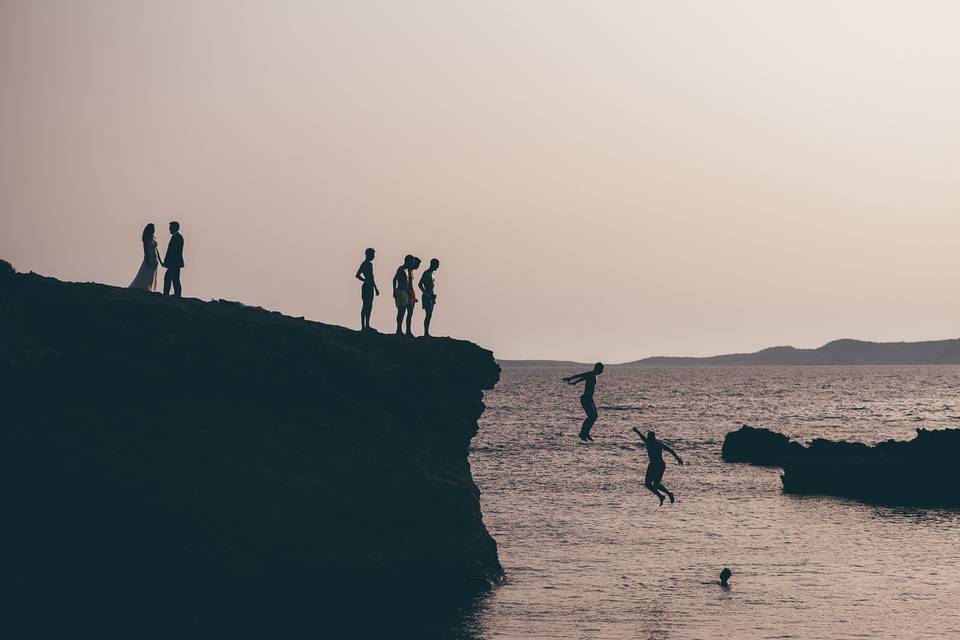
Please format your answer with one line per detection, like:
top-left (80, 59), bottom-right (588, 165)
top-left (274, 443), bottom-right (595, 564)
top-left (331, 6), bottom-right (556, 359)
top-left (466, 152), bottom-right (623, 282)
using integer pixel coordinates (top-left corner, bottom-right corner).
top-left (668, 492), bottom-right (675, 504)
top-left (658, 495), bottom-right (665, 507)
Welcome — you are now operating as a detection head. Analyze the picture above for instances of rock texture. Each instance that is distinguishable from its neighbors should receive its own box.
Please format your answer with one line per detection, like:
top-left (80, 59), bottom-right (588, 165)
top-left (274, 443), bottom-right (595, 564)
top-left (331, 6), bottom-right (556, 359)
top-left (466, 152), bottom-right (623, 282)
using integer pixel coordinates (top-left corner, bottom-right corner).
top-left (0, 263), bottom-right (502, 609)
top-left (721, 424), bottom-right (805, 466)
top-left (722, 424), bottom-right (960, 507)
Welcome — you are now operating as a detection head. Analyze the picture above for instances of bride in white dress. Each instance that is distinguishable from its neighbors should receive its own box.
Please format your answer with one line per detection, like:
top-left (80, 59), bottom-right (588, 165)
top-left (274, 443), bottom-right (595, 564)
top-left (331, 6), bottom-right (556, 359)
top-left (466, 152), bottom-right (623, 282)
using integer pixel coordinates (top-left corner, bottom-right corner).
top-left (129, 223), bottom-right (163, 291)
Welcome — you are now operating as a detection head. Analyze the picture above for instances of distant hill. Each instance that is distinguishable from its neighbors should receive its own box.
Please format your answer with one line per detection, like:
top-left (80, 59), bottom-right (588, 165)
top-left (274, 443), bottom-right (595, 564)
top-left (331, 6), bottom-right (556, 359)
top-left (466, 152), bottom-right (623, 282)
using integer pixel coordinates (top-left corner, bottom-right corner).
top-left (500, 338), bottom-right (960, 368)
top-left (497, 359), bottom-right (590, 368)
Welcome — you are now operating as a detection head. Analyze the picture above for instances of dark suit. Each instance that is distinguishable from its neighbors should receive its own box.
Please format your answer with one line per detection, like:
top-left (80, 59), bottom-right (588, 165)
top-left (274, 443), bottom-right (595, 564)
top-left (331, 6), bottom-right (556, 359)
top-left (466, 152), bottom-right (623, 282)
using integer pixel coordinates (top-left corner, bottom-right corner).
top-left (163, 232), bottom-right (184, 296)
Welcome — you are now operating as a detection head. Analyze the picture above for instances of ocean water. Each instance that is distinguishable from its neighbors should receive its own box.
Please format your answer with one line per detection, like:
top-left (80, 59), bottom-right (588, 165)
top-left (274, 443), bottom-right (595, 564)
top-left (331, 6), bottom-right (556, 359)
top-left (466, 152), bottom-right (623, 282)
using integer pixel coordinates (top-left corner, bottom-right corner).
top-left (460, 366), bottom-right (960, 639)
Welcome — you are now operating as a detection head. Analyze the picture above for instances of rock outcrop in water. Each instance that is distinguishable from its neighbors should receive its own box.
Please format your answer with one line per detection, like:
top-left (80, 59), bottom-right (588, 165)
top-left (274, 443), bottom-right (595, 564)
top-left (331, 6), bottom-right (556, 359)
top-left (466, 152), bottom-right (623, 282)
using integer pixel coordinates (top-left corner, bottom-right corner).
top-left (721, 424), bottom-right (805, 465)
top-left (723, 424), bottom-right (960, 507)
top-left (0, 262), bottom-right (502, 609)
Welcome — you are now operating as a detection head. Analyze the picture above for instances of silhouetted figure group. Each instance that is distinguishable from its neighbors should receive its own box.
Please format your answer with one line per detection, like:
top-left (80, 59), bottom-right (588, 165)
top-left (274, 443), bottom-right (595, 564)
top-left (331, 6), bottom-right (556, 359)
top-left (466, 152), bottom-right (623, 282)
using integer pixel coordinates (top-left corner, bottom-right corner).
top-left (129, 221), bottom-right (185, 296)
top-left (356, 249), bottom-right (440, 337)
top-left (562, 365), bottom-right (686, 506)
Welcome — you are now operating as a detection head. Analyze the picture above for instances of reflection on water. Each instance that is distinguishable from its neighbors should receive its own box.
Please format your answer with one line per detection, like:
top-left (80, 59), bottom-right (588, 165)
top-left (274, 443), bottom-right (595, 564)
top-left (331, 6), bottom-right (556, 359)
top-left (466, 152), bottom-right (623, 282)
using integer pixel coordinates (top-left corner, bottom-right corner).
top-left (470, 366), bottom-right (960, 639)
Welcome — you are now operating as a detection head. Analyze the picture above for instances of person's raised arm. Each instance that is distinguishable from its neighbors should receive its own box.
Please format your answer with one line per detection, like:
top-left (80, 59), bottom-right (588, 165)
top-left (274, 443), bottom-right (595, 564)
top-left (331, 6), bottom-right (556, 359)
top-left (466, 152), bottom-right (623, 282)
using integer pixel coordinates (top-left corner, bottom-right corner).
top-left (632, 427), bottom-right (647, 444)
top-left (662, 442), bottom-right (683, 465)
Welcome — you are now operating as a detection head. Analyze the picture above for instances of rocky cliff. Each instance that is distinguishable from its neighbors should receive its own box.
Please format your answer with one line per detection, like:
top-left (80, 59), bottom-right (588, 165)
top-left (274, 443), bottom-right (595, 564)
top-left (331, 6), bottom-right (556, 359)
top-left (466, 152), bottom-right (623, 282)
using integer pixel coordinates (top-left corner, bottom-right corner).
top-left (723, 424), bottom-right (960, 507)
top-left (0, 262), bottom-right (502, 610)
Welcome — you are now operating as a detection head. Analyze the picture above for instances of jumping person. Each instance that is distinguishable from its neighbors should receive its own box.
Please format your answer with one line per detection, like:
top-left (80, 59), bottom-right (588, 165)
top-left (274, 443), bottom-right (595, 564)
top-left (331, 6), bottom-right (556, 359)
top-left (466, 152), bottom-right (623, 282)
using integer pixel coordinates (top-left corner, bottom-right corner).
top-left (633, 427), bottom-right (683, 506)
top-left (393, 255), bottom-right (416, 336)
top-left (355, 248), bottom-right (379, 331)
top-left (418, 258), bottom-right (439, 337)
top-left (562, 362), bottom-right (604, 441)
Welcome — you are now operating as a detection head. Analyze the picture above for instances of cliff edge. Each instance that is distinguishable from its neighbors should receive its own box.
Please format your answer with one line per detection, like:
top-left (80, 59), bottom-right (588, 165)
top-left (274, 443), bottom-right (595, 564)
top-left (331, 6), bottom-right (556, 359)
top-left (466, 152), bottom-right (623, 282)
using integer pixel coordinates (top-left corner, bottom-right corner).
top-left (0, 263), bottom-right (502, 609)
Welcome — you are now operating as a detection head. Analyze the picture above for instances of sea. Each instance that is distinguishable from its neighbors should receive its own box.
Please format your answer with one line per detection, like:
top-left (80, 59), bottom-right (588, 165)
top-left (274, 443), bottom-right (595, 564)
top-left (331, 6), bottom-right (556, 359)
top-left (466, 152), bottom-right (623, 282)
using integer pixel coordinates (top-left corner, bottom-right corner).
top-left (456, 365), bottom-right (960, 639)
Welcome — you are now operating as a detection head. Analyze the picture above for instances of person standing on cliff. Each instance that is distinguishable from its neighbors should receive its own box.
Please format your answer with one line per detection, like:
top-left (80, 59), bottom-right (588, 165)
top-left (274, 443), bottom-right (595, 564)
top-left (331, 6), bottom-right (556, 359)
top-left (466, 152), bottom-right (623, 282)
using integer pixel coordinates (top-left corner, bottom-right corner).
top-left (418, 258), bottom-right (439, 337)
top-left (562, 362), bottom-right (604, 441)
top-left (393, 255), bottom-right (416, 336)
top-left (633, 427), bottom-right (684, 506)
top-left (405, 256), bottom-right (421, 333)
top-left (162, 221), bottom-right (184, 297)
top-left (355, 248), bottom-right (379, 331)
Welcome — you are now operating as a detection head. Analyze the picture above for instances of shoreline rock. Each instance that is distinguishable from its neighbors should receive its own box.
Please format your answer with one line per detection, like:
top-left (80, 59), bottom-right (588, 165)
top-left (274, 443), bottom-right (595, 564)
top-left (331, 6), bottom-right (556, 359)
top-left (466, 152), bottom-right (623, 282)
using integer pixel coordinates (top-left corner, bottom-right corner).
top-left (0, 267), bottom-right (502, 610)
top-left (722, 424), bottom-right (960, 507)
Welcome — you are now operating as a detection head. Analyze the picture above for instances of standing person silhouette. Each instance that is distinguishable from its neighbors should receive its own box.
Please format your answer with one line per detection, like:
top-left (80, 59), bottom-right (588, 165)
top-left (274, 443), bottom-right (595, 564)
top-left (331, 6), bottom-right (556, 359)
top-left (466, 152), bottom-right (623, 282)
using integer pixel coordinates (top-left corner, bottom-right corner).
top-left (633, 427), bottom-right (684, 506)
top-left (162, 221), bottom-right (184, 297)
top-left (355, 248), bottom-right (379, 331)
top-left (405, 256), bottom-right (421, 334)
top-left (129, 224), bottom-right (162, 292)
top-left (562, 362), bottom-right (604, 441)
top-left (418, 258), bottom-right (439, 337)
top-left (393, 255), bottom-right (416, 336)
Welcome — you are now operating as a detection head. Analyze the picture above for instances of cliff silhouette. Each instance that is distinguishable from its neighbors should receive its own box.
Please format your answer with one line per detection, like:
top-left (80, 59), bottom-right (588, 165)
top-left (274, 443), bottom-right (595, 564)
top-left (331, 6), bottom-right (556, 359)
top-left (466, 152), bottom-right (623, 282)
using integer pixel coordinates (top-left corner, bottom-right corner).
top-left (723, 425), bottom-right (960, 507)
top-left (0, 262), bottom-right (502, 611)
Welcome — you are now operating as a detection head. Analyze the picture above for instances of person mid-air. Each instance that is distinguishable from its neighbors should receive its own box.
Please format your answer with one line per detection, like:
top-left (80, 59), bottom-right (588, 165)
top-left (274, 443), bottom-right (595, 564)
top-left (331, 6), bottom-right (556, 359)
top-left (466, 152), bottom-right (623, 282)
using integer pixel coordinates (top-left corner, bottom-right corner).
top-left (633, 427), bottom-right (684, 506)
top-left (562, 362), bottom-right (604, 442)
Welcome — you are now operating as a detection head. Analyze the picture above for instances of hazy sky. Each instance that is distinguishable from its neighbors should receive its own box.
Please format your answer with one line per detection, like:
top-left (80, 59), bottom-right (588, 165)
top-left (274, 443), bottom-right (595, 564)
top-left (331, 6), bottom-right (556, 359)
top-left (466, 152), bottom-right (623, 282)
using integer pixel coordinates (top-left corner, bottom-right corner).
top-left (2, 1), bottom-right (959, 361)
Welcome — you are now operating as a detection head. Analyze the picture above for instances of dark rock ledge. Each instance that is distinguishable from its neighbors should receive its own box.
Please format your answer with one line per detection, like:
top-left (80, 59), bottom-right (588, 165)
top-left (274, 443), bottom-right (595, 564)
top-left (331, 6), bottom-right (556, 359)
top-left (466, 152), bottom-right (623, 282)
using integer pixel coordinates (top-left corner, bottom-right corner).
top-left (723, 424), bottom-right (960, 507)
top-left (0, 262), bottom-right (502, 611)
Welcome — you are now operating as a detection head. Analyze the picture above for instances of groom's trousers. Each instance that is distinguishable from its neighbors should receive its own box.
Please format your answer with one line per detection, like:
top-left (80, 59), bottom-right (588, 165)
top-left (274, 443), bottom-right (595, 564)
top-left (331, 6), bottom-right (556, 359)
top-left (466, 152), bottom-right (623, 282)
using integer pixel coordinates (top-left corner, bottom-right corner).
top-left (164, 268), bottom-right (182, 297)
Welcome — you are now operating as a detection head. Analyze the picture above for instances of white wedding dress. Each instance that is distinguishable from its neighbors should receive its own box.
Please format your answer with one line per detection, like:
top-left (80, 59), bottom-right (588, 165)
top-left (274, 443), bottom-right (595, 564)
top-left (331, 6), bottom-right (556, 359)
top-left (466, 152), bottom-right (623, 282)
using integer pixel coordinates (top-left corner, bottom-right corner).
top-left (129, 239), bottom-right (160, 291)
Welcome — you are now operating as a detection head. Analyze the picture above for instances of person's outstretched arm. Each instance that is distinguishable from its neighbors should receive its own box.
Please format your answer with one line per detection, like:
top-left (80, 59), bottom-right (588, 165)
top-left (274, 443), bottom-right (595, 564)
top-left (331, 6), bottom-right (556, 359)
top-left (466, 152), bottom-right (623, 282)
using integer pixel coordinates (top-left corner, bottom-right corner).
top-left (662, 443), bottom-right (684, 465)
top-left (632, 427), bottom-right (647, 444)
top-left (563, 369), bottom-right (595, 384)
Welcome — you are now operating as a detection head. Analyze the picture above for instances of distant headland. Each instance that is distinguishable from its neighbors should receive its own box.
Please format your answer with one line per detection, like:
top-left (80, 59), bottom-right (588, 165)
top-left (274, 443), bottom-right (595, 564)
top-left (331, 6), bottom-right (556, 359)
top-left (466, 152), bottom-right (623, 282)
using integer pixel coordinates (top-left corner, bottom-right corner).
top-left (500, 338), bottom-right (960, 368)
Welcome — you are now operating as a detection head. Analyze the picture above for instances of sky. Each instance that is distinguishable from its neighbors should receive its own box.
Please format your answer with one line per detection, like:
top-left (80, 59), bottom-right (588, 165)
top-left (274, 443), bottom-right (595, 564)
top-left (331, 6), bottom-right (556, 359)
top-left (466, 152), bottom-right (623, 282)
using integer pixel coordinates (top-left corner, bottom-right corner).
top-left (2, 1), bottom-right (959, 362)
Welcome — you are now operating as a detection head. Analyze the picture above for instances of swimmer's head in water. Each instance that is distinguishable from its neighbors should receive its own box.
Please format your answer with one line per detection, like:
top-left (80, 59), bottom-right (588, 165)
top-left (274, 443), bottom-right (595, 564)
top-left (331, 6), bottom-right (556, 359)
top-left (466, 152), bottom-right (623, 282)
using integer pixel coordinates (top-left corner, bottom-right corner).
top-left (594, 362), bottom-right (604, 374)
top-left (720, 568), bottom-right (732, 585)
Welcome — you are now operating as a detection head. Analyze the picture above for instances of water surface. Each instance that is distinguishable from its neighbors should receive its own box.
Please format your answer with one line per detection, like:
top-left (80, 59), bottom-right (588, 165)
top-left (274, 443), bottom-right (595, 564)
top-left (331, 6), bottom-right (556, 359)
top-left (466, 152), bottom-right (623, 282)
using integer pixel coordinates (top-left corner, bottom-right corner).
top-left (464, 366), bottom-right (960, 639)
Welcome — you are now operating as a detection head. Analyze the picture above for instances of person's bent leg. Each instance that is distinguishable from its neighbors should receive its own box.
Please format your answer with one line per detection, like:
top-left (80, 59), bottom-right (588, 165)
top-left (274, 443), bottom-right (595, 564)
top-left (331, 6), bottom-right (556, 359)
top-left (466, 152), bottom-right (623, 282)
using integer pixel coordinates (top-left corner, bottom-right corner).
top-left (645, 480), bottom-right (666, 505)
top-left (657, 484), bottom-right (675, 503)
top-left (579, 416), bottom-right (596, 440)
top-left (169, 268), bottom-right (182, 296)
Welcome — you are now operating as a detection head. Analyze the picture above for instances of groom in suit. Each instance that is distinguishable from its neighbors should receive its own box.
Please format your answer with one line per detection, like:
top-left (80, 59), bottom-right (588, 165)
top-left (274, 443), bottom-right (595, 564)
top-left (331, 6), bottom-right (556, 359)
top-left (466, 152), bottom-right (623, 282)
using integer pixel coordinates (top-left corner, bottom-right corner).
top-left (163, 221), bottom-right (185, 297)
